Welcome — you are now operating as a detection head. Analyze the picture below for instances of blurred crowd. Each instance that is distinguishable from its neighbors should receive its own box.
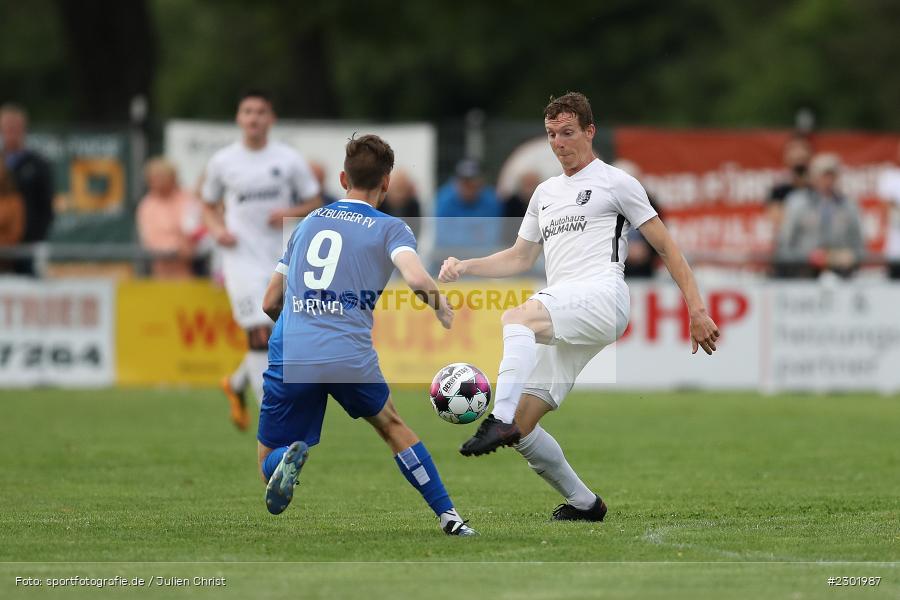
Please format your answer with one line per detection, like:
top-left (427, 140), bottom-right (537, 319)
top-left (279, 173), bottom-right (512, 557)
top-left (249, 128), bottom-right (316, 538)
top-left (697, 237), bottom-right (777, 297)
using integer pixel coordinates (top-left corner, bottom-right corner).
top-left (766, 135), bottom-right (900, 280)
top-left (3, 100), bottom-right (900, 282)
top-left (0, 104), bottom-right (54, 275)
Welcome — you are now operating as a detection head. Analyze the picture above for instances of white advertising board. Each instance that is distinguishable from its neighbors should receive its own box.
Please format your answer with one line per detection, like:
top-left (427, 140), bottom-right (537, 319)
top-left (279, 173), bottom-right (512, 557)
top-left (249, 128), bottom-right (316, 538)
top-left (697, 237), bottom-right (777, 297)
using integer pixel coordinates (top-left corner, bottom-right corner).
top-left (579, 282), bottom-right (761, 390)
top-left (578, 280), bottom-right (900, 393)
top-left (761, 282), bottom-right (900, 393)
top-left (0, 278), bottom-right (115, 387)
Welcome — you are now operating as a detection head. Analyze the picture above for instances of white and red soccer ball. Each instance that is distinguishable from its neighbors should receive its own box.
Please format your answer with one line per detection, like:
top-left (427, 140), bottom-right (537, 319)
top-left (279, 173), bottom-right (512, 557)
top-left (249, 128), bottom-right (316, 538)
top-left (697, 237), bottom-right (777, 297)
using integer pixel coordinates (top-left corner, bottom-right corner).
top-left (429, 362), bottom-right (492, 424)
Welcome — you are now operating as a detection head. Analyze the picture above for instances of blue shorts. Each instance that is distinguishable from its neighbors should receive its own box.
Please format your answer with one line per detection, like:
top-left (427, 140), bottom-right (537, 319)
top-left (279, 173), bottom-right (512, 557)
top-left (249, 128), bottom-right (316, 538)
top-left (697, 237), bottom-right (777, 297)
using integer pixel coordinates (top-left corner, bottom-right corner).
top-left (257, 363), bottom-right (390, 449)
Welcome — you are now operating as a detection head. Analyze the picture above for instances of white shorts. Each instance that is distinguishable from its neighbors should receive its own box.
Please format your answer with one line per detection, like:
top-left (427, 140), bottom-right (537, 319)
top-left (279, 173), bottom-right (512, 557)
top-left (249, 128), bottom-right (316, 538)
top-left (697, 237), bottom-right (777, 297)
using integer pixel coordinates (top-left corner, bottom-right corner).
top-left (523, 278), bottom-right (629, 408)
top-left (223, 263), bottom-right (273, 330)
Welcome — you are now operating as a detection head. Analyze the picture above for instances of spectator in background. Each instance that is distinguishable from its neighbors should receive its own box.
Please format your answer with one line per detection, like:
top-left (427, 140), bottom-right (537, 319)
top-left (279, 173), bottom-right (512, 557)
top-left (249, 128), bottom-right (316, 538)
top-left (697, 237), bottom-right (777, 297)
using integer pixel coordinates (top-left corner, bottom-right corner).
top-left (501, 170), bottom-right (540, 245)
top-left (0, 103), bottom-right (54, 276)
top-left (136, 157), bottom-right (204, 279)
top-left (776, 153), bottom-right (864, 279)
top-left (435, 159), bottom-right (500, 251)
top-left (309, 161), bottom-right (338, 205)
top-left (877, 140), bottom-right (900, 279)
top-left (767, 136), bottom-right (813, 249)
top-left (0, 161), bottom-right (25, 272)
top-left (382, 169), bottom-right (422, 238)
top-left (614, 159), bottom-right (663, 278)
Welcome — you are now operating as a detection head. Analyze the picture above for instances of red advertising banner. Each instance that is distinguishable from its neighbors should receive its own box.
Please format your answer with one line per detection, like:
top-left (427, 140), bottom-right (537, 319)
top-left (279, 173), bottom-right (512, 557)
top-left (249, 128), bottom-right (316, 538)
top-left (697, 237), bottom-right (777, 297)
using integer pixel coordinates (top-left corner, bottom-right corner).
top-left (614, 128), bottom-right (900, 262)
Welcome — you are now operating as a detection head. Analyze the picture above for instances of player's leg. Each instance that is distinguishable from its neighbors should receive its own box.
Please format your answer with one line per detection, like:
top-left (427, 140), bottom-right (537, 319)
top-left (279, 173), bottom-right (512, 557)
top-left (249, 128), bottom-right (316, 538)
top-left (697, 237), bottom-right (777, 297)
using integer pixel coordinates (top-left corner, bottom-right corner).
top-left (519, 281), bottom-right (625, 520)
top-left (259, 439), bottom-right (309, 513)
top-left (365, 399), bottom-right (477, 536)
top-left (331, 377), bottom-right (476, 536)
top-left (459, 297), bottom-right (553, 456)
top-left (513, 391), bottom-right (606, 522)
top-left (245, 325), bottom-right (272, 407)
top-left (257, 366), bottom-right (327, 515)
top-left (494, 299), bottom-right (554, 421)
top-left (222, 357), bottom-right (250, 431)
top-left (224, 273), bottom-right (273, 410)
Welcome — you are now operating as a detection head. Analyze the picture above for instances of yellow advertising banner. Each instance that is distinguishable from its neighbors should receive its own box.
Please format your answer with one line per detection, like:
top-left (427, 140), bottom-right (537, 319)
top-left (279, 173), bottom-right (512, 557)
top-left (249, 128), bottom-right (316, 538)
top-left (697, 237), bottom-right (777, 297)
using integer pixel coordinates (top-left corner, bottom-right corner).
top-left (373, 280), bottom-right (535, 386)
top-left (116, 281), bottom-right (246, 386)
top-left (114, 279), bottom-right (535, 387)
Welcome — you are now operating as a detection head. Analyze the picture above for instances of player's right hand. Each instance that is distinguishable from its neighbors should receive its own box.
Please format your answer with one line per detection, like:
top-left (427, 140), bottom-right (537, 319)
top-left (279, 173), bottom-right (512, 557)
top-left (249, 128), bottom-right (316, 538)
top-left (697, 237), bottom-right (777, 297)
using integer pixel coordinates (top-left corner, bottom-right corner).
top-left (439, 257), bottom-right (466, 282)
top-left (435, 294), bottom-right (454, 329)
top-left (215, 230), bottom-right (238, 247)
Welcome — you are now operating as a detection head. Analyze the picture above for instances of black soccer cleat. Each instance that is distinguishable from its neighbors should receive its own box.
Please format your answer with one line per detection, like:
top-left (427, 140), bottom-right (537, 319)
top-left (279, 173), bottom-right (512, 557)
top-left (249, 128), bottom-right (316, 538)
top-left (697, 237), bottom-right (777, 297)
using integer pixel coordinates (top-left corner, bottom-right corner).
top-left (459, 414), bottom-right (521, 456)
top-left (551, 495), bottom-right (608, 522)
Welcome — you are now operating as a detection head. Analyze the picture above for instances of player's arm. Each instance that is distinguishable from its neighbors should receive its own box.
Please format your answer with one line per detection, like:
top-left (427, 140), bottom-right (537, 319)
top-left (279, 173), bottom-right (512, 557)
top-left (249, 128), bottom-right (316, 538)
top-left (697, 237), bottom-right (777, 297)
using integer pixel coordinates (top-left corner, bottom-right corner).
top-left (201, 200), bottom-right (236, 247)
top-left (262, 271), bottom-right (285, 322)
top-left (200, 161), bottom-right (237, 247)
top-left (438, 236), bottom-right (542, 282)
top-left (393, 250), bottom-right (454, 329)
top-left (639, 216), bottom-right (720, 355)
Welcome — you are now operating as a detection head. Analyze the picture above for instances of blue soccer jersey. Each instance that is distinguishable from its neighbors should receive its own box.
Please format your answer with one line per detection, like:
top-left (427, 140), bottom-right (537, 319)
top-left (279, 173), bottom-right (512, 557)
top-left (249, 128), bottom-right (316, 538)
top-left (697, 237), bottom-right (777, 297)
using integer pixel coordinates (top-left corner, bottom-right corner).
top-left (269, 199), bottom-right (416, 370)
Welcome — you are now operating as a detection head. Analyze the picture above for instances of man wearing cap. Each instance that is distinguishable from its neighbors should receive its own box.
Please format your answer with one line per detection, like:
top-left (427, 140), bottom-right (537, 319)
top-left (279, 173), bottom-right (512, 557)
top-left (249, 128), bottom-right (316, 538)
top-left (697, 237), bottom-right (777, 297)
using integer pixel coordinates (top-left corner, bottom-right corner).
top-left (435, 159), bottom-right (501, 253)
top-left (776, 153), bottom-right (865, 278)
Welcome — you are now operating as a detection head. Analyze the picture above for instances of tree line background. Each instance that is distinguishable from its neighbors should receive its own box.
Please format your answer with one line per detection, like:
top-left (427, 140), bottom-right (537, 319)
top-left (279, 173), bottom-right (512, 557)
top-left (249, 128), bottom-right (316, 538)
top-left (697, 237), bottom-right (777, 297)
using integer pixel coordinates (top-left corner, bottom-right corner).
top-left (2, 0), bottom-right (899, 129)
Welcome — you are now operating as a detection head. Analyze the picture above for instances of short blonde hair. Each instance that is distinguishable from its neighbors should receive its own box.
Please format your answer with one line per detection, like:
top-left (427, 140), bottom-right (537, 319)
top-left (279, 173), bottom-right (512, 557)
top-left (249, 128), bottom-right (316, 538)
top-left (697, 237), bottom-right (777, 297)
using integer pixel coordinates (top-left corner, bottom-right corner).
top-left (143, 157), bottom-right (178, 184)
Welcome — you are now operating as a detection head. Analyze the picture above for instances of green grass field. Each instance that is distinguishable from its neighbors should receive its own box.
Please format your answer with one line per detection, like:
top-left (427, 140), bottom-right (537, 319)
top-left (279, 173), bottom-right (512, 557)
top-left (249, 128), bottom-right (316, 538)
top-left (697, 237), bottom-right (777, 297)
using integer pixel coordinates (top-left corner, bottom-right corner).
top-left (0, 388), bottom-right (897, 599)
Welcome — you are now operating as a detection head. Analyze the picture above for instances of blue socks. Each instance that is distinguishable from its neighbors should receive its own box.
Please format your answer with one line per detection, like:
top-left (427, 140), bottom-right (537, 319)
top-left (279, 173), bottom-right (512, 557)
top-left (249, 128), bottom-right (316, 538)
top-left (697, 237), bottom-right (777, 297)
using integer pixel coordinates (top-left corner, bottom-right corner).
top-left (262, 446), bottom-right (288, 480)
top-left (264, 442), bottom-right (454, 519)
top-left (394, 441), bottom-right (453, 516)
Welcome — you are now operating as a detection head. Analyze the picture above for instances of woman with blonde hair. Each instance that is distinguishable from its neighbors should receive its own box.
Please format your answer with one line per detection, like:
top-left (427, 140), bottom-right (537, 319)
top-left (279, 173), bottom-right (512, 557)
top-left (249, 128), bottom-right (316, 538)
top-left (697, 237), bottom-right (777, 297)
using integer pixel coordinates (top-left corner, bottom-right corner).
top-left (136, 157), bottom-right (204, 278)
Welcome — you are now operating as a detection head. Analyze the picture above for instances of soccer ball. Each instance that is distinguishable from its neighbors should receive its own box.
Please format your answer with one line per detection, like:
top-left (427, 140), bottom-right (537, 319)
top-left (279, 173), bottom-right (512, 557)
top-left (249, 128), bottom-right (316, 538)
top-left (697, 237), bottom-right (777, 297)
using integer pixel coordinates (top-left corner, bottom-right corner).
top-left (429, 362), bottom-right (492, 424)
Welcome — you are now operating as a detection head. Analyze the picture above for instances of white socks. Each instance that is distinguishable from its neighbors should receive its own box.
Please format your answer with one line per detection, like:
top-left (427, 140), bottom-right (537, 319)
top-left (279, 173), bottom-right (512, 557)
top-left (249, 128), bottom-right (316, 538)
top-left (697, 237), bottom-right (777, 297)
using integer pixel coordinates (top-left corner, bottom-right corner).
top-left (492, 324), bottom-right (537, 424)
top-left (515, 425), bottom-right (595, 510)
top-left (439, 508), bottom-right (462, 529)
top-left (229, 357), bottom-right (249, 393)
top-left (246, 350), bottom-right (269, 407)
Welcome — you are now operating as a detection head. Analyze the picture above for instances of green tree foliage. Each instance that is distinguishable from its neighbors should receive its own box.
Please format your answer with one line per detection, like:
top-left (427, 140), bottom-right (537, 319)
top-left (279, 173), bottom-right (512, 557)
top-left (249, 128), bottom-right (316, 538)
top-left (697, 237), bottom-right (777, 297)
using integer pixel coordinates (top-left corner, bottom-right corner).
top-left (2, 0), bottom-right (899, 128)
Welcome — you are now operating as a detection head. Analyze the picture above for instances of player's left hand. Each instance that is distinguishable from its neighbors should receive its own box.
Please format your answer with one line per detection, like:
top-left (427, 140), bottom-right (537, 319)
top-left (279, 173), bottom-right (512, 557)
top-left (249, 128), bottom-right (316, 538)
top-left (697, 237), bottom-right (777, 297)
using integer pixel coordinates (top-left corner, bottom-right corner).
top-left (690, 310), bottom-right (719, 355)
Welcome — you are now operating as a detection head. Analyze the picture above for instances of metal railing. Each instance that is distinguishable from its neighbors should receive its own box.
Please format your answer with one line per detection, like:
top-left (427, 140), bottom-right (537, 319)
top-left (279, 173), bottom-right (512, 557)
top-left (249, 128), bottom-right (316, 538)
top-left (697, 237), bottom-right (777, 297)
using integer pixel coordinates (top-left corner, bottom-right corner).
top-left (0, 243), bottom-right (897, 280)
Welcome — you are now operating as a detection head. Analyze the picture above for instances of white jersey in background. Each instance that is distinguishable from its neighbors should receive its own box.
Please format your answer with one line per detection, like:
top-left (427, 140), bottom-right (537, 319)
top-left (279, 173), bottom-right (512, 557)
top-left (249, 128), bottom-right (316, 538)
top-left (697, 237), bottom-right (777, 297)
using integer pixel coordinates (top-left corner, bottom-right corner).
top-left (202, 140), bottom-right (320, 327)
top-left (519, 158), bottom-right (657, 286)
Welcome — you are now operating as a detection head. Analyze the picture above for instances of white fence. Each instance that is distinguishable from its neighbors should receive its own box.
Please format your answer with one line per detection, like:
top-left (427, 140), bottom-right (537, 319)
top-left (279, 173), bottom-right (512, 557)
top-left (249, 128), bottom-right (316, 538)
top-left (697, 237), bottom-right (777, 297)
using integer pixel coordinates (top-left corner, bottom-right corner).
top-left (581, 279), bottom-right (900, 393)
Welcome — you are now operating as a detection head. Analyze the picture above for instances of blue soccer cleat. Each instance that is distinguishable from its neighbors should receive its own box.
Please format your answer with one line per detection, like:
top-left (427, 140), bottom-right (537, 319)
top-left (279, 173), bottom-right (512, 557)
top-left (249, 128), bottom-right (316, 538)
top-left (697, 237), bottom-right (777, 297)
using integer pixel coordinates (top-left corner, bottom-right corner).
top-left (265, 441), bottom-right (309, 515)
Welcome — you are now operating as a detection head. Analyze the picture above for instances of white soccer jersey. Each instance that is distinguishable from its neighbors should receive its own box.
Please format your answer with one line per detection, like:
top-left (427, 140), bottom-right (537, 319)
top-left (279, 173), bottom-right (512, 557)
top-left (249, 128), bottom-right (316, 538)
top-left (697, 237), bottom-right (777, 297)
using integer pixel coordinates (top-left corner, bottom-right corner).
top-left (202, 140), bottom-right (320, 326)
top-left (519, 158), bottom-right (657, 286)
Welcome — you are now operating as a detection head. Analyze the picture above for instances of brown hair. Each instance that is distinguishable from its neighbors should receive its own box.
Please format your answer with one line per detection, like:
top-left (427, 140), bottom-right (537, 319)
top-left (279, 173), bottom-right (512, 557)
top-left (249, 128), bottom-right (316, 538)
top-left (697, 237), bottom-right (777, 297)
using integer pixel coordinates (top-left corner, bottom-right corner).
top-left (543, 92), bottom-right (594, 130)
top-left (344, 134), bottom-right (395, 190)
